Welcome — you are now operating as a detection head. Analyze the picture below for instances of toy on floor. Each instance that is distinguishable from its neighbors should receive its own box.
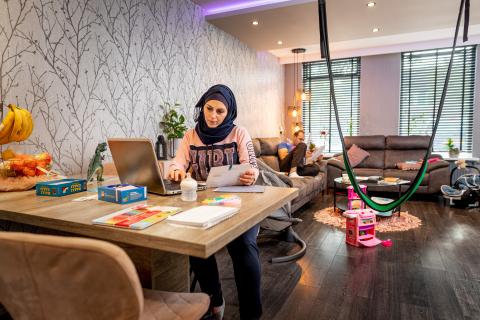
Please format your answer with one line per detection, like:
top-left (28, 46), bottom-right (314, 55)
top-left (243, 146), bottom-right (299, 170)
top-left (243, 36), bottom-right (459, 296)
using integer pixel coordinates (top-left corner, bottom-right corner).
top-left (381, 239), bottom-right (393, 247)
top-left (344, 208), bottom-right (382, 247)
top-left (347, 184), bottom-right (367, 210)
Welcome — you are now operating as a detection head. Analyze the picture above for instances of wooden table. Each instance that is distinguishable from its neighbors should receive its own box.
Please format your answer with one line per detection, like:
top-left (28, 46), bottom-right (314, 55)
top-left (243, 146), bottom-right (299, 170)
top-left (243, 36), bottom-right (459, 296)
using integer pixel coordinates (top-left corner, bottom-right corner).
top-left (0, 178), bottom-right (298, 292)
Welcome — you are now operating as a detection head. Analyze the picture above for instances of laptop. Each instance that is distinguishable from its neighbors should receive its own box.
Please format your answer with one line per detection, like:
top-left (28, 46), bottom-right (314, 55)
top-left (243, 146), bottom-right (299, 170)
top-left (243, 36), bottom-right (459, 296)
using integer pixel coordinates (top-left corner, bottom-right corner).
top-left (107, 138), bottom-right (206, 195)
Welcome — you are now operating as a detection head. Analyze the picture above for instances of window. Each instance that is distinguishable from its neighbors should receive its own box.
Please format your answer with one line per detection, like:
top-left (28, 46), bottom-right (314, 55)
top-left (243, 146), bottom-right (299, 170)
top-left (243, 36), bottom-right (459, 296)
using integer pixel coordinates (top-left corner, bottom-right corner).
top-left (302, 57), bottom-right (361, 152)
top-left (399, 46), bottom-right (477, 152)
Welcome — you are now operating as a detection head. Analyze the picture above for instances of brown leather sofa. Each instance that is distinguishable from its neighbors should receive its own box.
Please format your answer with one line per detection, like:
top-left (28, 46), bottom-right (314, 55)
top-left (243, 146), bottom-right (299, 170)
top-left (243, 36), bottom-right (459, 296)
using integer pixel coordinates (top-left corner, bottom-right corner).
top-left (252, 137), bottom-right (327, 212)
top-left (327, 135), bottom-right (449, 194)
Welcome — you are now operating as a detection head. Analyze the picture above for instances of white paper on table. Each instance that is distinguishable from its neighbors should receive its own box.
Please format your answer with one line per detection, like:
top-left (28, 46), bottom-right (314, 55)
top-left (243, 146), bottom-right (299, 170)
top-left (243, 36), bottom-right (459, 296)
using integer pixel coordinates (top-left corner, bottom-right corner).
top-left (206, 163), bottom-right (251, 188)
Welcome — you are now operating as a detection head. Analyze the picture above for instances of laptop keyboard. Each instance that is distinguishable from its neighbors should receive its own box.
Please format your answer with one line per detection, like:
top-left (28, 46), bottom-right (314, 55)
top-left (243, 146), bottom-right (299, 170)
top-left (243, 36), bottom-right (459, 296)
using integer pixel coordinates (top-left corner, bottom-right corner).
top-left (164, 180), bottom-right (181, 191)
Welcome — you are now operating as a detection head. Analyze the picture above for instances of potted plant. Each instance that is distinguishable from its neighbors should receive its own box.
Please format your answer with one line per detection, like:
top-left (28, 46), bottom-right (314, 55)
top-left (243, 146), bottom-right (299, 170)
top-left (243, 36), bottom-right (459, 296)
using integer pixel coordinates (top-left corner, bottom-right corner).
top-left (160, 103), bottom-right (188, 158)
top-left (445, 138), bottom-right (460, 158)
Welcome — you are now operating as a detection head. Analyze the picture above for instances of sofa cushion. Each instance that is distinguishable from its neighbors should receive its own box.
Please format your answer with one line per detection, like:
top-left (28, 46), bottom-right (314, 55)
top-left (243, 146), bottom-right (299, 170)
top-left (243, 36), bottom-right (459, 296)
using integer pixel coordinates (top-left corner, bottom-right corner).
top-left (327, 157), bottom-right (345, 170)
top-left (260, 155), bottom-right (280, 172)
top-left (257, 137), bottom-right (282, 156)
top-left (336, 144), bottom-right (371, 168)
top-left (349, 144), bottom-right (369, 166)
top-left (383, 169), bottom-right (429, 186)
top-left (291, 175), bottom-right (322, 198)
top-left (356, 150), bottom-right (385, 168)
top-left (345, 135), bottom-right (385, 150)
top-left (426, 160), bottom-right (449, 172)
top-left (385, 150), bottom-right (427, 169)
top-left (386, 135), bottom-right (430, 149)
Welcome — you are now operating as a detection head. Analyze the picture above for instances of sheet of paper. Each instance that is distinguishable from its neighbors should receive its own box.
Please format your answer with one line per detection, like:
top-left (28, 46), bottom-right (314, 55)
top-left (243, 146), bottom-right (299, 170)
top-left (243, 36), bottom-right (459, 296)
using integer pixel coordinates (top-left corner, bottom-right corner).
top-left (214, 185), bottom-right (266, 193)
top-left (309, 148), bottom-right (323, 162)
top-left (72, 194), bottom-right (98, 202)
top-left (206, 163), bottom-right (252, 188)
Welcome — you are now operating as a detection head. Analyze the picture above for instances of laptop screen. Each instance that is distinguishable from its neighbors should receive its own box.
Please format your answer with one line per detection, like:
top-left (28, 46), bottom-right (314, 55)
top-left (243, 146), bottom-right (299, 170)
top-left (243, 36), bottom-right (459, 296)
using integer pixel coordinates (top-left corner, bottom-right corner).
top-left (107, 138), bottom-right (166, 194)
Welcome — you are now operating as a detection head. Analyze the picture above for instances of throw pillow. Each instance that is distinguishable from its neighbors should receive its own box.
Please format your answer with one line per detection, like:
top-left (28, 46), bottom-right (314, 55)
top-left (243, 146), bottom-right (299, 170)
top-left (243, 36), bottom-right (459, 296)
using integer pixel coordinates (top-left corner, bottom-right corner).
top-left (336, 144), bottom-right (370, 168)
top-left (277, 142), bottom-right (293, 160)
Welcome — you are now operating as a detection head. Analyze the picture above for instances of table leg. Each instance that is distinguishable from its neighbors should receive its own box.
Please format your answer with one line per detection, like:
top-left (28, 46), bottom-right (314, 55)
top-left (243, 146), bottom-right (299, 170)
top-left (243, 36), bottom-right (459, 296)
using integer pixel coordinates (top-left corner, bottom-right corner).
top-left (397, 184), bottom-right (402, 217)
top-left (121, 244), bottom-right (190, 292)
top-left (333, 182), bottom-right (337, 209)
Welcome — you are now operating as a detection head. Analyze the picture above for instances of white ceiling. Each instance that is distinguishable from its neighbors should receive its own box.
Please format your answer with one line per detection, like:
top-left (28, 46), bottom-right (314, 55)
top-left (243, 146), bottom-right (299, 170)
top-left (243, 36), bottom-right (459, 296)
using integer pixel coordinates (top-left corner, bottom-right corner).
top-left (191, 0), bottom-right (480, 63)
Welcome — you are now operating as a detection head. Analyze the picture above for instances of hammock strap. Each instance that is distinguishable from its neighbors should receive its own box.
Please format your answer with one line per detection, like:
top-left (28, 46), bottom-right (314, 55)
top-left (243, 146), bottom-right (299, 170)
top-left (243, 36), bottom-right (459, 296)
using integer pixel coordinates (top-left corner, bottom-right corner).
top-left (317, 0), bottom-right (470, 212)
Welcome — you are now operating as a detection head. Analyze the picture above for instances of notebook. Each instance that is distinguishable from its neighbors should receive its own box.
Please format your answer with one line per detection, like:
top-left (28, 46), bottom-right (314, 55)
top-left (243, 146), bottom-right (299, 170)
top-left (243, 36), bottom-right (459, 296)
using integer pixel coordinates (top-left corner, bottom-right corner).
top-left (92, 204), bottom-right (181, 230)
top-left (166, 205), bottom-right (239, 229)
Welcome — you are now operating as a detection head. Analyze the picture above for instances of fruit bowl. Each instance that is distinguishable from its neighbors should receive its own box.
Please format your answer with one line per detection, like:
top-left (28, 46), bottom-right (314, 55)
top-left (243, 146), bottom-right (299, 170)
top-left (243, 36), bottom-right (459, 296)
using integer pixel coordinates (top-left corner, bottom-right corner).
top-left (0, 150), bottom-right (57, 191)
top-left (0, 175), bottom-right (60, 192)
top-left (1, 150), bottom-right (52, 177)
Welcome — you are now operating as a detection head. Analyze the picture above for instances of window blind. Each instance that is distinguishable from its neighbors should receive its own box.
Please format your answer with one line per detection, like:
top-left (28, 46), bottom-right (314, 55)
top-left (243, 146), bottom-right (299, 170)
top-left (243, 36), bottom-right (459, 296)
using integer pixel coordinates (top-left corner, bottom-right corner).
top-left (399, 45), bottom-right (477, 152)
top-left (302, 57), bottom-right (361, 152)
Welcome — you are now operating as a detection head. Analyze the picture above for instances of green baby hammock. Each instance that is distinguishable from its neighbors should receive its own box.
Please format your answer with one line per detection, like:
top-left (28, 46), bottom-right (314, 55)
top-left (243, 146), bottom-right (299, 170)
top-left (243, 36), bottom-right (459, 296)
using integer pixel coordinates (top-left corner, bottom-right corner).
top-left (317, 0), bottom-right (471, 211)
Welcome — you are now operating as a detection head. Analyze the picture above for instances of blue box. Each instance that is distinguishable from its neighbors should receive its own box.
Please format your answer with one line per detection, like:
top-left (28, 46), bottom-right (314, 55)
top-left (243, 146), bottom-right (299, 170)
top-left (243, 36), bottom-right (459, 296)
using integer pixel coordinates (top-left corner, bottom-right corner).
top-left (36, 179), bottom-right (87, 197)
top-left (98, 184), bottom-right (147, 204)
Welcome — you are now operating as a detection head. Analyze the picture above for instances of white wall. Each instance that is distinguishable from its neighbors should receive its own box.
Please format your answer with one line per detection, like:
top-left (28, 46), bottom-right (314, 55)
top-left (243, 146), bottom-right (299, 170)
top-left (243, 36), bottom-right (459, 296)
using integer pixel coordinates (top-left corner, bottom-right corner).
top-left (359, 54), bottom-right (401, 136)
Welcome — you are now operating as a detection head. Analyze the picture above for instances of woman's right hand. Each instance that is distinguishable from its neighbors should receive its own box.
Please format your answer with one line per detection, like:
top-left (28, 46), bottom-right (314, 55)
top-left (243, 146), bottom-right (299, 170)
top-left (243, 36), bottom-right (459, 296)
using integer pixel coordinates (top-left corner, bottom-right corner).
top-left (168, 168), bottom-right (186, 181)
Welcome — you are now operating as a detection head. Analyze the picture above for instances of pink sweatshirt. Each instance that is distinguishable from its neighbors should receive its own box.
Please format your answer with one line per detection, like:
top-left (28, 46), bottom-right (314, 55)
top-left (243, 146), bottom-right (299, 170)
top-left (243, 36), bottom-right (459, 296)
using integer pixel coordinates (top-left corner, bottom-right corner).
top-left (170, 126), bottom-right (259, 182)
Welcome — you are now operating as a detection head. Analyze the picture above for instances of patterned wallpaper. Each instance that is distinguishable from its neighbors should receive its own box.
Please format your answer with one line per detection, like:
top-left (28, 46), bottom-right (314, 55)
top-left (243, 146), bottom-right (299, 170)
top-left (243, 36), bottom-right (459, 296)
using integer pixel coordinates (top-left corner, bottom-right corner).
top-left (0, 0), bottom-right (284, 175)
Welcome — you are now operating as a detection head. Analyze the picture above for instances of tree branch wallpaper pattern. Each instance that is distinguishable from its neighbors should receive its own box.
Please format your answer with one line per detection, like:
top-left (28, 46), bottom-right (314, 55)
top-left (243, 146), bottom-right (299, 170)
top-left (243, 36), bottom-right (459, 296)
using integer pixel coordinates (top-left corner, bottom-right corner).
top-left (0, 0), bottom-right (284, 175)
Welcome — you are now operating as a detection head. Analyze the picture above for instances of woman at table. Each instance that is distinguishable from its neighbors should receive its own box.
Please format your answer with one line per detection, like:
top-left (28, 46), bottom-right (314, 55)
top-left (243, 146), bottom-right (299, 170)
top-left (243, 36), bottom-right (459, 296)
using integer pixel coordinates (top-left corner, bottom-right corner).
top-left (168, 84), bottom-right (261, 320)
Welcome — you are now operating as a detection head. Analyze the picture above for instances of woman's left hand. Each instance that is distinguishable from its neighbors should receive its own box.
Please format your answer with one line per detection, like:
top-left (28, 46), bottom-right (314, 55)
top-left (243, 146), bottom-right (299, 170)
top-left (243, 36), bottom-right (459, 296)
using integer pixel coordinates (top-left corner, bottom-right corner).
top-left (239, 169), bottom-right (256, 186)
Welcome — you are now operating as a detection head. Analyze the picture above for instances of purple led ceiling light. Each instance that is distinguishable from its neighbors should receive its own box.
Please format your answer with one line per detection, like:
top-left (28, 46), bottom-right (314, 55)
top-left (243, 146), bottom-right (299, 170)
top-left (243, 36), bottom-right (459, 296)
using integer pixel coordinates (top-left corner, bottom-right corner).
top-left (204, 0), bottom-right (300, 16)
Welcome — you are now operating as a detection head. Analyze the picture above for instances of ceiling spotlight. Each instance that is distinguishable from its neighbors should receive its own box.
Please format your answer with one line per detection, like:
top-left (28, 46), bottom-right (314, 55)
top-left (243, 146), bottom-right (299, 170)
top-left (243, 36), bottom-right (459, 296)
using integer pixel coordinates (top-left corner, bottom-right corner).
top-left (372, 28), bottom-right (379, 33)
top-left (367, 2), bottom-right (376, 7)
top-left (277, 40), bottom-right (283, 45)
top-left (252, 20), bottom-right (259, 26)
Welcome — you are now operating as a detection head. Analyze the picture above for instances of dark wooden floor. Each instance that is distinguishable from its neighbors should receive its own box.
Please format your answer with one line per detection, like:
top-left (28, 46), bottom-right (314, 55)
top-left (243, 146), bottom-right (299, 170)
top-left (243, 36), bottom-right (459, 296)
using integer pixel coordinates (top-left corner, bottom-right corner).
top-left (209, 191), bottom-right (480, 320)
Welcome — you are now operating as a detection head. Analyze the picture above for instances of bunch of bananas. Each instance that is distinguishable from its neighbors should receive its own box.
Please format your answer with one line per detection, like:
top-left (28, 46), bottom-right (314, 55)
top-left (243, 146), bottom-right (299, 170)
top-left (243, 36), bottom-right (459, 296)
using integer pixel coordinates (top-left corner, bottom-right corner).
top-left (0, 104), bottom-right (34, 145)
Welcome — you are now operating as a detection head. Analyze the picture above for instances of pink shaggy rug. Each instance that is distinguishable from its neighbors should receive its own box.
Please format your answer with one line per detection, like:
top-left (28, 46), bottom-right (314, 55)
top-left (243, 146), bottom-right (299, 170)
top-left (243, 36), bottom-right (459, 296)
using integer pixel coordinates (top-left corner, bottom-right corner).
top-left (313, 207), bottom-right (422, 232)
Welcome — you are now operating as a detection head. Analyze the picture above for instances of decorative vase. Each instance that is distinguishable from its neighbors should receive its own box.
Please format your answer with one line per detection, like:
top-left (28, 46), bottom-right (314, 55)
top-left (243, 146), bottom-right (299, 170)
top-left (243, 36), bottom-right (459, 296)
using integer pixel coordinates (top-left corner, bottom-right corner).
top-left (449, 150), bottom-right (460, 158)
top-left (169, 138), bottom-right (181, 158)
